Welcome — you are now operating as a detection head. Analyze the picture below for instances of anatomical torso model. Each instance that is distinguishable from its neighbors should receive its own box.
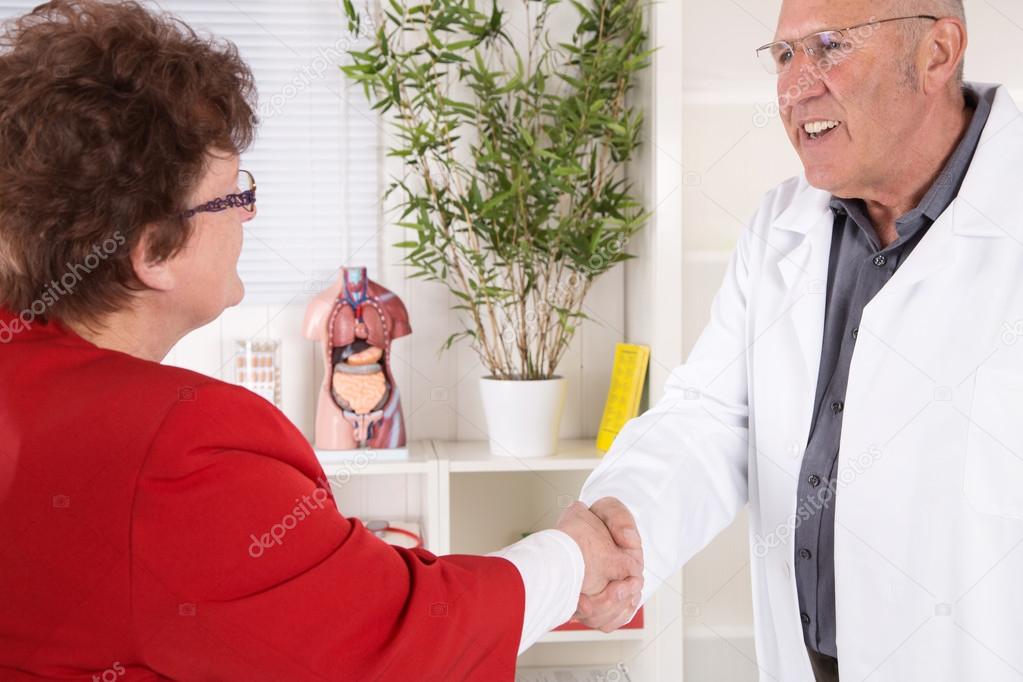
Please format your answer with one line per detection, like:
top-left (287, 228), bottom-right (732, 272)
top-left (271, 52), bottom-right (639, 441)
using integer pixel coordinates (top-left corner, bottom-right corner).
top-left (302, 267), bottom-right (411, 450)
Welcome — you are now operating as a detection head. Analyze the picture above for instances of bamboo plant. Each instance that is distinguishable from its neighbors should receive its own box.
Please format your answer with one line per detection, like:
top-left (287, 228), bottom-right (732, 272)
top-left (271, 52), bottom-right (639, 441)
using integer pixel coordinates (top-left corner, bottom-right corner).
top-left (342, 0), bottom-right (651, 380)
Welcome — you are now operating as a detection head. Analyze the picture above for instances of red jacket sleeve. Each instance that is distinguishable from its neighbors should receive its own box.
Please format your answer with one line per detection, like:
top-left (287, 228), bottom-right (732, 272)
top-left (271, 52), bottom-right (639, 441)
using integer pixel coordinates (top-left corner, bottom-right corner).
top-left (130, 380), bottom-right (524, 681)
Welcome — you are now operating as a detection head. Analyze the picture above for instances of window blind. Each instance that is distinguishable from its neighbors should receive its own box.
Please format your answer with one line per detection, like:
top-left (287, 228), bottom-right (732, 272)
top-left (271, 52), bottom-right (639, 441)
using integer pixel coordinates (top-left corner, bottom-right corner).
top-left (0, 0), bottom-right (381, 305)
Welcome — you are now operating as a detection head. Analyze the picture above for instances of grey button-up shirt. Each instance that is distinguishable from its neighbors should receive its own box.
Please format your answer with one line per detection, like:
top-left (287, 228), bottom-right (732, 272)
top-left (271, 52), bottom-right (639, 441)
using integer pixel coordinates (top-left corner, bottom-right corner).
top-left (793, 82), bottom-right (995, 660)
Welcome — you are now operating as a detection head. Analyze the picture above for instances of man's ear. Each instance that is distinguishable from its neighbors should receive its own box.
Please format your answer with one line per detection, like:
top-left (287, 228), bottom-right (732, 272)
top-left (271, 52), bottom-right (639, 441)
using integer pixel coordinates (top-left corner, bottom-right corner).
top-left (922, 17), bottom-right (967, 93)
top-left (130, 227), bottom-right (176, 292)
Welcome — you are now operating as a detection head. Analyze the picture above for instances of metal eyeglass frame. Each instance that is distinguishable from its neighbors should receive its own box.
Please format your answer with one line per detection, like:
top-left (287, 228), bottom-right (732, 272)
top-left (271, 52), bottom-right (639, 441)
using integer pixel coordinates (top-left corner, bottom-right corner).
top-left (755, 15), bottom-right (940, 74)
top-left (181, 169), bottom-right (257, 219)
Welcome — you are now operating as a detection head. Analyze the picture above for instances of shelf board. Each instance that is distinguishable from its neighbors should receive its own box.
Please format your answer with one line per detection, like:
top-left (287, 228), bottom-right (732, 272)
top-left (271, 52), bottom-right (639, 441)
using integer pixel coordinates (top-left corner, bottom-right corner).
top-left (435, 439), bottom-right (608, 473)
top-left (315, 441), bottom-right (433, 476)
top-left (537, 627), bottom-right (647, 644)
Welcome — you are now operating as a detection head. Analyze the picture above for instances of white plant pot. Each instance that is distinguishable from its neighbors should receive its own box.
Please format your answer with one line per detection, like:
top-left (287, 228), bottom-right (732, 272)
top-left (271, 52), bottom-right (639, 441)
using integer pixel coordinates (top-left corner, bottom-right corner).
top-left (478, 376), bottom-right (567, 458)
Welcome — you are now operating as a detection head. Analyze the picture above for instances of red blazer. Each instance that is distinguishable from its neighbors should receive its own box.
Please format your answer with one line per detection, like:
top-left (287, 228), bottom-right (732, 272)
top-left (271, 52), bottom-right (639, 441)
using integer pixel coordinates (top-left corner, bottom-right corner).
top-left (0, 307), bottom-right (525, 680)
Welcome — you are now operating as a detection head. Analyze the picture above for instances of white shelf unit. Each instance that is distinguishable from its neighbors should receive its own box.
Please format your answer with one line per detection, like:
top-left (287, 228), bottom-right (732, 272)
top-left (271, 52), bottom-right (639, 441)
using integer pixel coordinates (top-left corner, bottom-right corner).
top-left (316, 441), bottom-right (441, 554)
top-left (315, 439), bottom-right (677, 677)
top-left (442, 438), bottom-right (608, 472)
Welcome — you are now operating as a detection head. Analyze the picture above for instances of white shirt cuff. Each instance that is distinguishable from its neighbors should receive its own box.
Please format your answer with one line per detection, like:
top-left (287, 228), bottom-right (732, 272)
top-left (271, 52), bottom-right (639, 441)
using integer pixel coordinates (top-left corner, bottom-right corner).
top-left (488, 528), bottom-right (584, 654)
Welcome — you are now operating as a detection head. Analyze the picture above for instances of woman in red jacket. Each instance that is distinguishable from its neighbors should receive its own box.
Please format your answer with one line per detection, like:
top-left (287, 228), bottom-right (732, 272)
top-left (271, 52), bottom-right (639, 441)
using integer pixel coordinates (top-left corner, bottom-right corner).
top-left (0, 1), bottom-right (643, 679)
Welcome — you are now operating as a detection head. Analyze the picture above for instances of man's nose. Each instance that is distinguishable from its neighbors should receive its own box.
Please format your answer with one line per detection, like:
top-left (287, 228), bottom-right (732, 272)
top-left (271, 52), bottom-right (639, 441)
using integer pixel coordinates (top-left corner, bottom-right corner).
top-left (778, 50), bottom-right (827, 107)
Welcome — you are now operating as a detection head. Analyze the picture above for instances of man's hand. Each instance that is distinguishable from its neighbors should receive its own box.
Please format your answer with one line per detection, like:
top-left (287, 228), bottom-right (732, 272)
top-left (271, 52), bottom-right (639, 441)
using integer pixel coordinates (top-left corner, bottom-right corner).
top-left (573, 497), bottom-right (645, 632)
top-left (556, 501), bottom-right (642, 595)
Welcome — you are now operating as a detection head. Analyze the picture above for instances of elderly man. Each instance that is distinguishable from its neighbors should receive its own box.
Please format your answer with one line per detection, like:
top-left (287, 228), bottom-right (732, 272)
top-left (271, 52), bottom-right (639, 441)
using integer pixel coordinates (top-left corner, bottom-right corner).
top-left (574, 1), bottom-right (1023, 680)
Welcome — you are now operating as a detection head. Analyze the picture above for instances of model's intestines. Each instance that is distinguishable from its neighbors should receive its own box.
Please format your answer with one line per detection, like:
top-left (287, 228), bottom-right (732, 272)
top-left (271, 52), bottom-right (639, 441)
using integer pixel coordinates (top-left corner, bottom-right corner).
top-left (331, 341), bottom-right (389, 409)
top-left (332, 370), bottom-right (387, 414)
top-left (328, 338), bottom-right (391, 445)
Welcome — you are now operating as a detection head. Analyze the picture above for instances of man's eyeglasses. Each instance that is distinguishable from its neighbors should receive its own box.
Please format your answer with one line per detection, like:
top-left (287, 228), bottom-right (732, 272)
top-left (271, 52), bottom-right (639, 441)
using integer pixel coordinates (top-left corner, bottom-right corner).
top-left (181, 169), bottom-right (256, 219)
top-left (756, 15), bottom-right (939, 75)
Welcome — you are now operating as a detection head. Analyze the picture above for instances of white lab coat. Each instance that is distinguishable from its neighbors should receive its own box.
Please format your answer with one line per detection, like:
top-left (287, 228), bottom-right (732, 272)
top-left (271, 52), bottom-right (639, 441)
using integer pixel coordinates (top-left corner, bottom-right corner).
top-left (580, 83), bottom-right (1023, 681)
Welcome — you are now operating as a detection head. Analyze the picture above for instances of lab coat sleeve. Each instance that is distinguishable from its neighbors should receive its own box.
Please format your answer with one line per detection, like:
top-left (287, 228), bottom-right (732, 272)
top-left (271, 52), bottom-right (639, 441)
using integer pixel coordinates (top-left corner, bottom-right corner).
top-left (579, 221), bottom-right (755, 606)
top-left (131, 381), bottom-right (525, 681)
top-left (488, 529), bottom-right (585, 653)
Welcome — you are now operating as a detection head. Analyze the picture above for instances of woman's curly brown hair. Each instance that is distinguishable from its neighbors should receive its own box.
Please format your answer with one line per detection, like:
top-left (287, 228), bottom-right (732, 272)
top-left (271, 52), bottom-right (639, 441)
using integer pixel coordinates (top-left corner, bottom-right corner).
top-left (0, 0), bottom-right (257, 325)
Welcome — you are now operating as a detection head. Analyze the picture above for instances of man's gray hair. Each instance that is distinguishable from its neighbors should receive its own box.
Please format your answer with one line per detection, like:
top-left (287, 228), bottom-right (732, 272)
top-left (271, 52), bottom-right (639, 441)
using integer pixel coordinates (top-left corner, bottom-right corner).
top-left (896, 0), bottom-right (967, 83)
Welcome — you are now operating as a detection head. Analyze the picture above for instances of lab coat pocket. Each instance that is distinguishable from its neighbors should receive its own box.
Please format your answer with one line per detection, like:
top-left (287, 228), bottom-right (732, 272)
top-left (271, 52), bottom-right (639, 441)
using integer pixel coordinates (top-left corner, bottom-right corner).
top-left (963, 366), bottom-right (1023, 520)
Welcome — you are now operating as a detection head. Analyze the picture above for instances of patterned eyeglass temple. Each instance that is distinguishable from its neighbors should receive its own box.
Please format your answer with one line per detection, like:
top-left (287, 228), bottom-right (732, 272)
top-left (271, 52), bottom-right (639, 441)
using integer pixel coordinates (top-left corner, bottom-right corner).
top-left (181, 170), bottom-right (257, 219)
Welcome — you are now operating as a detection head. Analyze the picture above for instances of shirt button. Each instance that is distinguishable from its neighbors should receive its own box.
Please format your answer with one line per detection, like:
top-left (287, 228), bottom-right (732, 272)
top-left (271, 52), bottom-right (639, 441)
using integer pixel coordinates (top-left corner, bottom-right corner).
top-left (808, 474), bottom-right (822, 487)
top-left (799, 548), bottom-right (812, 560)
top-left (831, 401), bottom-right (844, 413)
top-left (873, 254), bottom-right (887, 267)
top-left (851, 328), bottom-right (858, 340)
top-left (801, 612), bottom-right (811, 625)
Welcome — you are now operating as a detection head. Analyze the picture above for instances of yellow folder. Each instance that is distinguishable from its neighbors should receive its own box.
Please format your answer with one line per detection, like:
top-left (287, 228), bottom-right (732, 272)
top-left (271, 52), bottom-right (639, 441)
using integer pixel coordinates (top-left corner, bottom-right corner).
top-left (596, 343), bottom-right (650, 452)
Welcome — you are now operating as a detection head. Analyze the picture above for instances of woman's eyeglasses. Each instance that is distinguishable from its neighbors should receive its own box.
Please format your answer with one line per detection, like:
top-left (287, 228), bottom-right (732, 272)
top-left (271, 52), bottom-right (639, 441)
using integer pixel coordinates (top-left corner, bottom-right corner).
top-left (181, 169), bottom-right (256, 219)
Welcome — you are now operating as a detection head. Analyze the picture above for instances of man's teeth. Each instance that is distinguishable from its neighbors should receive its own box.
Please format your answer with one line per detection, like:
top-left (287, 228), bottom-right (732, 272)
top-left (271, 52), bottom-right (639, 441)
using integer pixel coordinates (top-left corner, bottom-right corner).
top-left (804, 120), bottom-right (841, 136)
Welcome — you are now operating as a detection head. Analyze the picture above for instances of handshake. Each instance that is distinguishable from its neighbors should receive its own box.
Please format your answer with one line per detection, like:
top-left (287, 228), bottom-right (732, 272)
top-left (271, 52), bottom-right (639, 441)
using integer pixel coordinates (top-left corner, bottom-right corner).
top-left (556, 497), bottom-right (644, 632)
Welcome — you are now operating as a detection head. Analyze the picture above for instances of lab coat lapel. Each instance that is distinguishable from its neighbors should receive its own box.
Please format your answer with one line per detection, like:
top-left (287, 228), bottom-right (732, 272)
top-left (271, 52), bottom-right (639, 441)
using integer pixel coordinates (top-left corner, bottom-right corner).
top-left (772, 186), bottom-right (834, 398)
top-left (951, 83), bottom-right (1023, 241)
top-left (870, 84), bottom-right (1023, 306)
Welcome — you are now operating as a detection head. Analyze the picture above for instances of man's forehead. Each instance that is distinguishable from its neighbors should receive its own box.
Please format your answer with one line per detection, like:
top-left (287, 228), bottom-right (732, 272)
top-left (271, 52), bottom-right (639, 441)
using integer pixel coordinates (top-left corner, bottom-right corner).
top-left (775, 0), bottom-right (872, 40)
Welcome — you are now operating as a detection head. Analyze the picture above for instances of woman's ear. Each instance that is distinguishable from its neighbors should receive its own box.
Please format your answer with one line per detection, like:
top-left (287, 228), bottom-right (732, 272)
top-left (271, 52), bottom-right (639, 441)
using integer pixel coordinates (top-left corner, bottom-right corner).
top-left (130, 226), bottom-right (176, 292)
